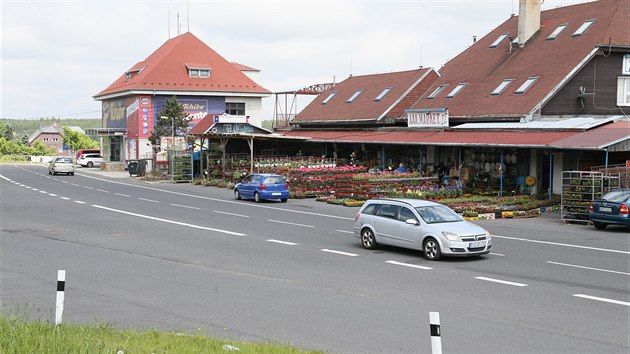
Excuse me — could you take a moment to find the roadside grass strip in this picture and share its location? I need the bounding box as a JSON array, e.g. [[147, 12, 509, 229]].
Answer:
[[92, 204, 246, 236], [385, 260, 433, 270], [573, 294, 630, 307], [321, 249, 359, 257], [474, 276, 528, 287]]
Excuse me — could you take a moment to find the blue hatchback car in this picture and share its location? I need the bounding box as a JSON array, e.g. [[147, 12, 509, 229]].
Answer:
[[234, 173, 289, 203], [589, 189, 630, 230]]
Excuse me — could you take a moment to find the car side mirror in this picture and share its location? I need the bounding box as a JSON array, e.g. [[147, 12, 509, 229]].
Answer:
[[405, 218, 419, 225]]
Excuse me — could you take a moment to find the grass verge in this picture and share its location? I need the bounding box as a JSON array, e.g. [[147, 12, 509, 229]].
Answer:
[[0, 312, 323, 354]]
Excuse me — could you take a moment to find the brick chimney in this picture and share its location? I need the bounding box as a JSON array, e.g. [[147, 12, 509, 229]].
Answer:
[[518, 0, 541, 47]]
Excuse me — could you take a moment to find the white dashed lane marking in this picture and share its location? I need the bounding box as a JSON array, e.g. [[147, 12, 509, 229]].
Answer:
[[138, 198, 159, 203], [475, 276, 527, 287], [115, 193, 131, 197], [385, 260, 433, 270], [267, 239, 298, 246], [574, 294, 630, 307], [547, 261, 630, 276], [170, 203, 200, 210], [268, 219, 314, 228], [214, 210, 249, 218], [321, 249, 359, 257]]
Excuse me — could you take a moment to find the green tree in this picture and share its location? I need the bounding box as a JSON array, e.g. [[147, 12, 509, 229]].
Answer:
[[149, 96, 188, 150], [0, 122, 15, 140], [62, 127, 99, 152]]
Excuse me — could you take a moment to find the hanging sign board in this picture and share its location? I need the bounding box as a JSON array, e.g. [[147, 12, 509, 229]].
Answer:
[[406, 108, 449, 128]]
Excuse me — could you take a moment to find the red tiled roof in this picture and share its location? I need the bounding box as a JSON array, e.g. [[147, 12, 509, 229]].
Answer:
[[409, 0, 629, 119], [292, 68, 437, 124], [188, 114, 218, 135], [94, 32, 270, 99], [231, 62, 259, 72], [280, 119, 629, 149]]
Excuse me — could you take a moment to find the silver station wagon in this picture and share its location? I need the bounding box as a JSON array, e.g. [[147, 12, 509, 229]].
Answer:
[[354, 198, 492, 260]]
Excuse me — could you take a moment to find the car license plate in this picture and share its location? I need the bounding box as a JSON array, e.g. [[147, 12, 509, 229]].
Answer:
[[272, 192, 281, 196], [599, 207, 612, 213], [469, 241, 486, 248]]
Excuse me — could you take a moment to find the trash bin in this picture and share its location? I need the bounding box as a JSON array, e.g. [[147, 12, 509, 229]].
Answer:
[[128, 160, 144, 176]]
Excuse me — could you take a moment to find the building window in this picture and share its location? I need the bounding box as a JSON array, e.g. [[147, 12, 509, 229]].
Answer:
[[572, 20, 594, 37], [514, 77, 539, 94], [491, 79, 514, 96], [617, 76, 630, 106], [226, 102, 245, 115], [623, 54, 630, 75], [547, 24, 568, 40], [43, 138, 49, 142], [52, 137, 58, 142], [321, 92, 337, 104], [188, 68, 210, 78], [427, 84, 447, 99], [489, 33, 509, 48], [446, 83, 467, 98], [347, 90, 363, 103], [374, 87, 392, 101]]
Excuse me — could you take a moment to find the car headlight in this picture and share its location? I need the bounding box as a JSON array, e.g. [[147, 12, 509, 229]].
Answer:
[[442, 231, 461, 241], [484, 230, 491, 239]]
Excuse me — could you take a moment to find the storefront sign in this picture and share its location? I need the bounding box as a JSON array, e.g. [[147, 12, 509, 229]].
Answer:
[[209, 123, 254, 134], [213, 114, 249, 124], [407, 109, 449, 128]]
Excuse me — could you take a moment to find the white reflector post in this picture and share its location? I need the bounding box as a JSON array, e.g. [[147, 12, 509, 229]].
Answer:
[[55, 270, 65, 325], [429, 311, 442, 354]]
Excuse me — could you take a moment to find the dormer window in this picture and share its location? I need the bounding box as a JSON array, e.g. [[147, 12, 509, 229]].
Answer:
[[491, 79, 514, 96], [124, 68, 144, 81], [514, 76, 539, 94], [427, 84, 447, 99], [489, 33, 509, 48], [374, 87, 392, 101], [446, 83, 467, 98], [572, 20, 594, 37], [186, 64, 211, 78], [547, 24, 568, 40], [347, 90, 364, 103], [322, 92, 337, 104]]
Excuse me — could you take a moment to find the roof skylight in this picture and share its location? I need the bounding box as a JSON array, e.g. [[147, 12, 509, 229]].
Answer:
[[490, 79, 514, 96], [321, 92, 337, 104], [446, 83, 467, 98], [427, 84, 447, 99], [489, 33, 509, 48], [347, 90, 364, 103], [514, 77, 539, 94], [572, 20, 594, 37], [547, 24, 568, 40], [374, 87, 392, 101]]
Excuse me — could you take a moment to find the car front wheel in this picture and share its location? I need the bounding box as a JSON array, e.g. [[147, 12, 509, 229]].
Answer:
[[361, 228, 377, 249], [593, 221, 607, 230], [423, 237, 441, 260], [87, 161, 94, 168], [234, 189, 241, 200], [254, 192, 261, 203]]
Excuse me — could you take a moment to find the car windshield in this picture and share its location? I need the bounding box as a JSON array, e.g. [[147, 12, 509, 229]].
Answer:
[[414, 205, 463, 224], [601, 190, 630, 203], [56, 157, 73, 163], [264, 176, 286, 184]]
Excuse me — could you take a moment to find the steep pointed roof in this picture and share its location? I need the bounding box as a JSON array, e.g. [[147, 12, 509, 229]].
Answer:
[[292, 68, 437, 125], [409, 0, 629, 120], [94, 32, 270, 99]]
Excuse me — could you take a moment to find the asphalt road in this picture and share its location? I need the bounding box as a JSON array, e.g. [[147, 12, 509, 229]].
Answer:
[[1, 164, 629, 353]]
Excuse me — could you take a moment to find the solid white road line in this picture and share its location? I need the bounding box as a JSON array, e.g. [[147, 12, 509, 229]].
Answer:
[[170, 203, 200, 210], [547, 261, 630, 276], [573, 294, 630, 307], [92, 204, 246, 236], [336, 230, 354, 234], [214, 210, 249, 218], [74, 201, 86, 204], [385, 260, 433, 270], [138, 198, 159, 203], [267, 239, 298, 246], [321, 249, 359, 257], [115, 193, 131, 197], [268, 219, 315, 228], [475, 276, 528, 287], [493, 234, 630, 255]]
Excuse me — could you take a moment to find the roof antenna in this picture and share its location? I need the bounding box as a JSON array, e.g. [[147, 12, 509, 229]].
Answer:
[[177, 12, 180, 35], [167, 6, 170, 39], [187, 0, 190, 32]]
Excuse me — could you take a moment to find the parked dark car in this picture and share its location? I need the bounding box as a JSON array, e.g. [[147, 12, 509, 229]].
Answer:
[[234, 173, 289, 203], [589, 189, 630, 230]]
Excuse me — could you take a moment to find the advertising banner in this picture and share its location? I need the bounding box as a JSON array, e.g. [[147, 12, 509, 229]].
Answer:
[[138, 96, 153, 138]]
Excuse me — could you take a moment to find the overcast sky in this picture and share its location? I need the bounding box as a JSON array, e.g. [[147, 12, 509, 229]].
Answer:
[[1, 0, 592, 120]]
